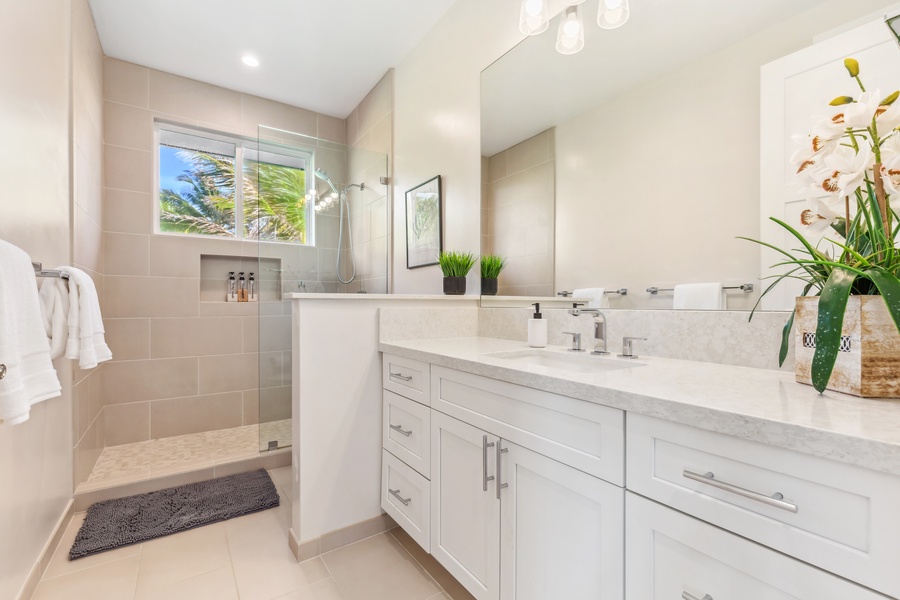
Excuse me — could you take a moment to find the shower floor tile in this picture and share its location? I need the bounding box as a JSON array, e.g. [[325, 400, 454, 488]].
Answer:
[[81, 420, 292, 491]]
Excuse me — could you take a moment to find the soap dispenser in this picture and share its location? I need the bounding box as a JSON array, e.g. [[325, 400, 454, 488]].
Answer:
[[227, 272, 237, 302], [528, 302, 547, 348]]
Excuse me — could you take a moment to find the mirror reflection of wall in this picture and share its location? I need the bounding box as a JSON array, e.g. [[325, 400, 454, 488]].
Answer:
[[482, 129, 555, 296], [481, 0, 900, 310]]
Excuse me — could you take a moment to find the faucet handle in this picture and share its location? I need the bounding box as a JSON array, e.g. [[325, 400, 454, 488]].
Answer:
[[562, 331, 583, 352], [619, 336, 647, 359]]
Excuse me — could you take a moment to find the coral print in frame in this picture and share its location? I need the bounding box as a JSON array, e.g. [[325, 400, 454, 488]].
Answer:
[[405, 175, 443, 269]]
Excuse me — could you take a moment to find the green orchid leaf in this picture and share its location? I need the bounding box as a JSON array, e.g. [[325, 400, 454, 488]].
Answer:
[[779, 310, 795, 368], [865, 267, 900, 333], [811, 269, 858, 393]]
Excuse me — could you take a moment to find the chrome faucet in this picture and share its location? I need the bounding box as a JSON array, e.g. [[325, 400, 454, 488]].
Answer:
[[619, 336, 647, 359], [562, 332, 583, 352], [568, 303, 609, 355]]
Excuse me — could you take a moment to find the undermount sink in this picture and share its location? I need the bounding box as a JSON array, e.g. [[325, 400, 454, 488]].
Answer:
[[483, 349, 644, 374]]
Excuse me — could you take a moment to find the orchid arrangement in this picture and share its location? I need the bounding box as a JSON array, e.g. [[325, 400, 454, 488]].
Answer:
[[744, 58, 900, 393]]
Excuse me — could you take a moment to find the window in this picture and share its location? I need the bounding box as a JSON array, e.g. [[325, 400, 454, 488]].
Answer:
[[157, 125, 312, 244]]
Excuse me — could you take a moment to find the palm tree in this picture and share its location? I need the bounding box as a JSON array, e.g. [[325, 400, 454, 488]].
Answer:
[[161, 149, 308, 243]]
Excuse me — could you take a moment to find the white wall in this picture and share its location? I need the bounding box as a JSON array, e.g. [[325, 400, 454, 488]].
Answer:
[[291, 296, 477, 541], [0, 0, 75, 597]]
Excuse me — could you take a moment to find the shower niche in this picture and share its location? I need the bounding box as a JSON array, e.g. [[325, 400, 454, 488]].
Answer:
[[199, 254, 282, 303]]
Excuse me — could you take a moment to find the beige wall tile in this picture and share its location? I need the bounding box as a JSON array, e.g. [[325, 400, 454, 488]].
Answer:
[[259, 386, 291, 423], [259, 351, 283, 388], [242, 316, 259, 353], [73, 417, 104, 489], [73, 369, 102, 443], [104, 401, 150, 446], [104, 276, 199, 318], [73, 0, 102, 83], [104, 189, 153, 234], [346, 108, 359, 147], [104, 58, 149, 108], [74, 204, 103, 274], [507, 129, 551, 174], [489, 151, 507, 182], [148, 235, 203, 278], [105, 144, 151, 192], [199, 354, 258, 394], [149, 70, 241, 129], [258, 315, 291, 352], [317, 114, 346, 144], [150, 392, 243, 439], [241, 94, 316, 139], [358, 71, 393, 137], [366, 114, 392, 156], [150, 317, 244, 358], [104, 318, 151, 361], [74, 143, 103, 224], [102, 357, 198, 404], [104, 101, 152, 150], [242, 389, 259, 426], [105, 232, 149, 276]]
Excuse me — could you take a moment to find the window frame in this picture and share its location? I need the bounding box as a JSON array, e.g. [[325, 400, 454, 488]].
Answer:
[[153, 120, 316, 246]]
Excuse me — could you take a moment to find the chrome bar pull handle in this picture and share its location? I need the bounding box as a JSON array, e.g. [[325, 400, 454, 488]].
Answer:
[[388, 489, 411, 506], [389, 424, 412, 437], [496, 443, 508, 499], [683, 470, 798, 513], [682, 593, 713, 600], [389, 372, 412, 381], [482, 435, 495, 492]]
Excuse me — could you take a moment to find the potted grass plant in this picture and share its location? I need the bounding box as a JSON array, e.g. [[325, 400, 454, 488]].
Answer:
[[480, 254, 507, 295], [438, 250, 477, 295], [744, 58, 900, 397]]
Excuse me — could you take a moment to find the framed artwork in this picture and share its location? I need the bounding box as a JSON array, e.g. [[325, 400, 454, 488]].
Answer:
[[405, 175, 442, 269]]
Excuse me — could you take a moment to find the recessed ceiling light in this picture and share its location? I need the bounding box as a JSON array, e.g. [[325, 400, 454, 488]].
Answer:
[[242, 55, 260, 67]]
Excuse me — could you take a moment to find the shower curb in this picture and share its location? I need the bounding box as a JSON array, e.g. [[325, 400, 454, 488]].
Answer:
[[73, 448, 290, 512]]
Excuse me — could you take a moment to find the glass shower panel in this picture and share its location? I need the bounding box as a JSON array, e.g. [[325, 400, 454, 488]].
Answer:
[[255, 125, 389, 452]]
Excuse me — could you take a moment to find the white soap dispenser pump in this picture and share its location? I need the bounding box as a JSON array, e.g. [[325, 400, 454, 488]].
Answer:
[[528, 302, 548, 348]]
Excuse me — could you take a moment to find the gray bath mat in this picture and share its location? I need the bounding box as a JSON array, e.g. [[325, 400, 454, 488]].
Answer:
[[69, 468, 279, 560]]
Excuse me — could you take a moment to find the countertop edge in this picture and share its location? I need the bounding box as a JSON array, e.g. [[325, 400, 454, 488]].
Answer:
[[379, 339, 900, 477]]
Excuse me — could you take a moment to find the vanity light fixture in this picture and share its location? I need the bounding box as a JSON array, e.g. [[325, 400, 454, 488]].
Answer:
[[887, 11, 900, 47], [597, 0, 630, 29], [556, 6, 585, 55], [241, 55, 260, 67], [519, 0, 550, 35]]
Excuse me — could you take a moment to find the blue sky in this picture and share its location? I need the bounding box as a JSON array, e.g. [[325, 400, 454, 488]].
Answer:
[[159, 146, 194, 195]]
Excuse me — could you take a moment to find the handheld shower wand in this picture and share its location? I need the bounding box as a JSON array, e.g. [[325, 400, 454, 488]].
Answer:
[[313, 168, 360, 284]]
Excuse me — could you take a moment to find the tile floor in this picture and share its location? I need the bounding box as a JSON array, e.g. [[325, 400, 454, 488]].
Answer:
[[83, 420, 293, 490], [34, 468, 470, 600]]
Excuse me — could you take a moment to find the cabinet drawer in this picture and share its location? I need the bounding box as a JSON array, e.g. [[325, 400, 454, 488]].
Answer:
[[383, 390, 430, 478], [383, 353, 430, 405], [431, 366, 624, 486], [627, 413, 900, 598], [381, 449, 430, 551], [626, 493, 888, 599]]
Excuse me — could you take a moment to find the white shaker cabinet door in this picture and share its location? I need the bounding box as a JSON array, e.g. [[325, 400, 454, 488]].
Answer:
[[626, 492, 890, 600], [499, 440, 624, 600], [431, 411, 501, 600]]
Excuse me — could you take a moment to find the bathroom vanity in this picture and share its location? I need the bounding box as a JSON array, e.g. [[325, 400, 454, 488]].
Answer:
[[378, 337, 900, 600]]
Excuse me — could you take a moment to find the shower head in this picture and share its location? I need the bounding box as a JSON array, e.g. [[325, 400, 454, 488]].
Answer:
[[314, 168, 338, 194]]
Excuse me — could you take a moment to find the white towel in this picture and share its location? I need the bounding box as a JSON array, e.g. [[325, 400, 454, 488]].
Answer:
[[39, 278, 69, 360], [673, 283, 726, 310], [0, 240, 62, 425], [572, 288, 609, 309], [58, 266, 112, 369]]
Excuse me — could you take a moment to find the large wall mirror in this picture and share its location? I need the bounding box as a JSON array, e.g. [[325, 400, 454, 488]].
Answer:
[[480, 0, 897, 310]]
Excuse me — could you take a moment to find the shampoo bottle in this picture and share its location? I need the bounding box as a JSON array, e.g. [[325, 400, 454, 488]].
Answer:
[[238, 272, 248, 302], [227, 272, 237, 302], [528, 302, 547, 348], [248, 272, 258, 302]]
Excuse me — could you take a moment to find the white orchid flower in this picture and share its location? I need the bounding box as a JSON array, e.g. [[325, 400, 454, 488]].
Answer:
[[799, 197, 841, 239], [880, 153, 900, 197], [824, 145, 874, 198], [831, 90, 881, 129], [876, 101, 900, 135]]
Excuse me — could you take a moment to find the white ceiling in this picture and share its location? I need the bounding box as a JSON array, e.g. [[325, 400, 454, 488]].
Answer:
[[88, 0, 459, 118], [481, 0, 832, 156]]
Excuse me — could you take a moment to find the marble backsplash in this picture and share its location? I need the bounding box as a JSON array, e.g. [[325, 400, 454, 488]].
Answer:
[[380, 305, 795, 371], [478, 308, 795, 371]]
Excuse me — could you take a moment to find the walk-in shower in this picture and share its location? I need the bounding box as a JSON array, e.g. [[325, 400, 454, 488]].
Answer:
[[314, 168, 362, 284]]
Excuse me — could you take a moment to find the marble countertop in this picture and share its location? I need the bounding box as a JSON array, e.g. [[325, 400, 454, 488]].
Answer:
[[378, 337, 900, 476]]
